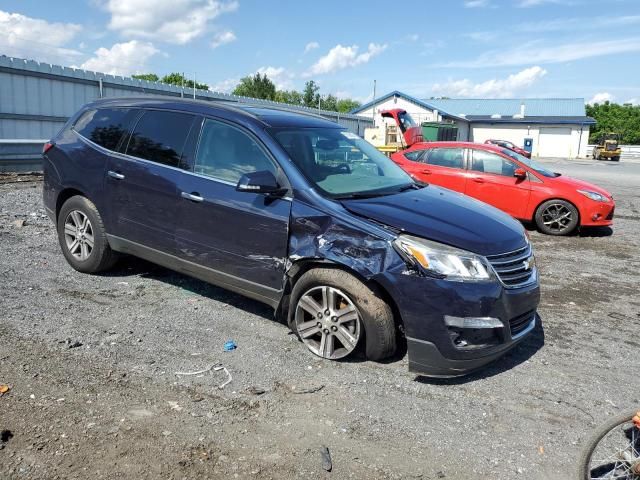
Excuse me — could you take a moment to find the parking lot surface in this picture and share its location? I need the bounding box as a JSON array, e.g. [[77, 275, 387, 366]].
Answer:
[[1, 158, 639, 479]]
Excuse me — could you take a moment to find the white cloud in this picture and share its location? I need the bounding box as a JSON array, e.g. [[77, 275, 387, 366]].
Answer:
[[304, 41, 319, 53], [432, 66, 547, 98], [211, 30, 236, 49], [256, 66, 294, 90], [441, 38, 640, 68], [588, 92, 614, 105], [517, 0, 577, 6], [104, 0, 238, 44], [464, 0, 490, 7], [210, 77, 239, 93], [0, 10, 82, 64], [80, 40, 160, 76], [464, 31, 497, 42], [305, 43, 387, 76]]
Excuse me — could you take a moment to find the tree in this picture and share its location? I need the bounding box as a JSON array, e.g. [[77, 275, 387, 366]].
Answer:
[[586, 102, 640, 144], [275, 89, 303, 105], [132, 73, 159, 82], [232, 73, 276, 100], [161, 72, 209, 91], [320, 94, 338, 112], [337, 98, 361, 113], [303, 80, 320, 108]]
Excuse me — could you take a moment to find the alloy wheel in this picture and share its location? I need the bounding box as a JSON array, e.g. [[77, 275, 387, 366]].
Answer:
[[541, 203, 573, 234], [63, 210, 94, 261], [294, 286, 362, 360]]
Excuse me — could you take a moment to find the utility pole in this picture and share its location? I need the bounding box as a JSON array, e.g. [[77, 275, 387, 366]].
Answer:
[[181, 72, 184, 98], [318, 94, 321, 112], [372, 79, 377, 124], [193, 73, 196, 99]]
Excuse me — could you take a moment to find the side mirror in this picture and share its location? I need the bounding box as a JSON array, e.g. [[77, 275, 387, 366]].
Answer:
[[236, 170, 287, 197], [514, 168, 527, 179]]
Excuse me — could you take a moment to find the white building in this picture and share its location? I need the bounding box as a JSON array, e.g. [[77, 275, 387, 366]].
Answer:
[[352, 91, 595, 158]]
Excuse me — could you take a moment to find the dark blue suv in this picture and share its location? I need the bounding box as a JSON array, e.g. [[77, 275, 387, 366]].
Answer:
[[43, 97, 540, 377]]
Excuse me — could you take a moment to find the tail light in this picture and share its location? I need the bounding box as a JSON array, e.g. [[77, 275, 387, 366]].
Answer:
[[43, 142, 54, 154]]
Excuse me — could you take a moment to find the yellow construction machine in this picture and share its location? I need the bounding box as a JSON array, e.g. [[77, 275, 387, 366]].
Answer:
[[592, 133, 622, 161]]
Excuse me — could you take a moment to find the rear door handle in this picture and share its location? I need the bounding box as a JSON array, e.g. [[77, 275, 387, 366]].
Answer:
[[181, 191, 204, 203], [107, 170, 125, 180], [471, 176, 485, 183], [418, 168, 431, 174]]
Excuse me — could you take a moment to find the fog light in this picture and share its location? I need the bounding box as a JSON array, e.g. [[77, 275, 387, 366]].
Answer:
[[592, 213, 602, 221], [444, 316, 503, 329]]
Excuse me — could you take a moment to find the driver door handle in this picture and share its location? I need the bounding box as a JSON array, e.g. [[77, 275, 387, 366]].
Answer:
[[181, 191, 204, 203], [107, 170, 125, 180], [471, 176, 485, 183], [418, 168, 431, 174]]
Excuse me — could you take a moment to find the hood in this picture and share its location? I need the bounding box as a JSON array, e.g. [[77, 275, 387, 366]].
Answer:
[[341, 185, 526, 256], [544, 174, 613, 198]]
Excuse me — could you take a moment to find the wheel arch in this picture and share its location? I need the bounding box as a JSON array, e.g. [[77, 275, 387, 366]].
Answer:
[[277, 258, 405, 336], [55, 187, 91, 221]]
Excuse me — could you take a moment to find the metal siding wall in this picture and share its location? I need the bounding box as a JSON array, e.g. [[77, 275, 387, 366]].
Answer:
[[0, 55, 373, 170]]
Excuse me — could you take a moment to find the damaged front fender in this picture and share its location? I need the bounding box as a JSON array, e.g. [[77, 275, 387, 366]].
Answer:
[[286, 199, 403, 281]]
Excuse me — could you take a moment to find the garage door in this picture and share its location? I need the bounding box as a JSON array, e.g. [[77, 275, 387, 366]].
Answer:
[[538, 127, 571, 158]]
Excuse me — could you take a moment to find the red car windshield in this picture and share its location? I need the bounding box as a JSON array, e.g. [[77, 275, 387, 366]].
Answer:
[[500, 148, 558, 178]]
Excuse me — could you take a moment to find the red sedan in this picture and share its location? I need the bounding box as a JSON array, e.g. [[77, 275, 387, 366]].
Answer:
[[391, 142, 615, 235], [485, 139, 531, 159]]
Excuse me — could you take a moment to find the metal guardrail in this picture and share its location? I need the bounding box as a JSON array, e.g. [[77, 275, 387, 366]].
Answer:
[[0, 140, 46, 172], [586, 144, 640, 160]]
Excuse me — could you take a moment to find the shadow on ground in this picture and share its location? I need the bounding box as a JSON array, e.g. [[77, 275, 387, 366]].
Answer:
[[101, 256, 275, 321]]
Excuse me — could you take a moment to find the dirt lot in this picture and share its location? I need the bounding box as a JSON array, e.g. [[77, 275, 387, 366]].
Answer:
[[1, 158, 639, 479]]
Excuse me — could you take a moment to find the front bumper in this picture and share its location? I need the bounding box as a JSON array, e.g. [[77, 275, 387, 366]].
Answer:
[[580, 201, 615, 227], [375, 268, 540, 378], [407, 313, 538, 377]]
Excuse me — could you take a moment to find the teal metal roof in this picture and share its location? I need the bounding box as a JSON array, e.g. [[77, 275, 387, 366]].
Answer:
[[425, 98, 586, 117]]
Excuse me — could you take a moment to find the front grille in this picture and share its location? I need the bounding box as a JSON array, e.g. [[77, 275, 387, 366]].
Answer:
[[606, 207, 615, 220], [509, 310, 536, 337], [486, 244, 536, 288]]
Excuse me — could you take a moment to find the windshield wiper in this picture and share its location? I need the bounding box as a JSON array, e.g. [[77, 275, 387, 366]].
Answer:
[[336, 183, 422, 200]]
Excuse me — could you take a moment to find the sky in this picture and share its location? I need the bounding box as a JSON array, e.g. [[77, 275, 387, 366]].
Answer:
[[1, 0, 639, 105]]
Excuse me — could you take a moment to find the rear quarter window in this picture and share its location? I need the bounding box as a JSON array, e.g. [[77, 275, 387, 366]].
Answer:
[[74, 108, 135, 151], [126, 110, 196, 169]]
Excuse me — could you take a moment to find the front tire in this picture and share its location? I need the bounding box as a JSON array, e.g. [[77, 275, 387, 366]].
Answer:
[[577, 410, 640, 480], [289, 268, 396, 362], [57, 195, 118, 273], [534, 199, 579, 236]]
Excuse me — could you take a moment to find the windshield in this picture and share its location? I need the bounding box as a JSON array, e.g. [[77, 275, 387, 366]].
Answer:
[[500, 148, 558, 178], [271, 128, 415, 198]]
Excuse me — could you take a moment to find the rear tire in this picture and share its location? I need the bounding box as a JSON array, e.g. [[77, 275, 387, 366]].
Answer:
[[57, 195, 118, 273], [289, 268, 396, 362], [534, 199, 579, 236]]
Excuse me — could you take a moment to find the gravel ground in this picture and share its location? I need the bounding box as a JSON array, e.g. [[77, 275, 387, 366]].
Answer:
[[1, 158, 639, 479]]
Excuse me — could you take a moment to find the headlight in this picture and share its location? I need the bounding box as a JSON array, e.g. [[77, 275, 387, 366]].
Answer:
[[393, 234, 494, 281], [577, 190, 608, 202]]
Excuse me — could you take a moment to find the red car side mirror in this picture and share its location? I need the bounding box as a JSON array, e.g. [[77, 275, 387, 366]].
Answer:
[[514, 168, 527, 179]]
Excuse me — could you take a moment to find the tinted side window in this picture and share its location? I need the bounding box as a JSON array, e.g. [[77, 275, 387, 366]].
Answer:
[[425, 148, 464, 169], [74, 108, 134, 151], [404, 150, 425, 162], [471, 150, 517, 177], [195, 119, 276, 184], [127, 110, 195, 168]]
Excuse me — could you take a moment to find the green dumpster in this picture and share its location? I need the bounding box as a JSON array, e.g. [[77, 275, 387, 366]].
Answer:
[[421, 122, 458, 142]]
